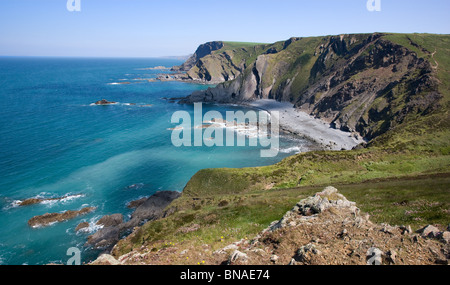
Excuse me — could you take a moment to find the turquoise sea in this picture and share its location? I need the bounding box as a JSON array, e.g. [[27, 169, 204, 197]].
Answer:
[[0, 57, 310, 265]]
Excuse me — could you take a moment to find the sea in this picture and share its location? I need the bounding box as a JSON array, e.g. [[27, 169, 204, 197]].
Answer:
[[0, 57, 312, 265]]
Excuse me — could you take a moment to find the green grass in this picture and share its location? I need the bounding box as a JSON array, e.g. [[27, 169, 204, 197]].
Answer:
[[113, 173, 450, 257], [183, 148, 450, 197], [113, 33, 450, 258], [222, 41, 270, 50]]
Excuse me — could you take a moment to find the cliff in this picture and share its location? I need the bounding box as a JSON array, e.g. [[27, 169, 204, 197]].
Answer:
[[170, 41, 270, 84], [90, 33, 450, 266], [178, 33, 448, 142]]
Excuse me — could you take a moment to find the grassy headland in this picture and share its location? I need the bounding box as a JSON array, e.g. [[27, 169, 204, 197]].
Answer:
[[112, 33, 450, 262]]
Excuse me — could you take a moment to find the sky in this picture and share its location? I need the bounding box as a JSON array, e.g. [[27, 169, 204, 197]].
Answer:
[[0, 0, 449, 57]]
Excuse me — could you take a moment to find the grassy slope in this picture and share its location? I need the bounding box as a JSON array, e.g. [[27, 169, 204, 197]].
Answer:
[[113, 34, 450, 258]]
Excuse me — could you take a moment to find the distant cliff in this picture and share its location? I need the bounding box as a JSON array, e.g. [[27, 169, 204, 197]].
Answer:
[[177, 33, 447, 142], [170, 41, 271, 84]]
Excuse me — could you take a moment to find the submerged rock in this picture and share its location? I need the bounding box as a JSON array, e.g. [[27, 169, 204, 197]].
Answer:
[[28, 207, 96, 228]]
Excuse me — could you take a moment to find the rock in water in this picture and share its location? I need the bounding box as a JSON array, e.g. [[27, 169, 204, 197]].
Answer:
[[28, 207, 96, 228], [122, 191, 182, 229], [94, 99, 116, 105], [75, 222, 90, 232], [127, 197, 148, 209], [18, 198, 43, 206], [86, 227, 121, 250], [86, 191, 181, 250], [96, 214, 123, 227]]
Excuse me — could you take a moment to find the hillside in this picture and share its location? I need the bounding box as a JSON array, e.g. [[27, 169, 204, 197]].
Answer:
[[92, 33, 450, 265], [179, 33, 449, 142]]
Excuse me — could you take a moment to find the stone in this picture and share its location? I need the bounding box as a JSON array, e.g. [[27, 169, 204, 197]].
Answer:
[[295, 186, 357, 216], [386, 250, 397, 264], [90, 254, 121, 265], [18, 195, 77, 207], [399, 225, 412, 235], [86, 227, 120, 250], [127, 197, 148, 209], [96, 214, 123, 227], [18, 198, 43, 206], [28, 207, 96, 228], [296, 244, 320, 263], [366, 247, 383, 265], [95, 99, 116, 105], [417, 225, 440, 239], [228, 250, 248, 265], [270, 255, 279, 263], [381, 224, 397, 235], [339, 229, 348, 238], [439, 231, 450, 244], [121, 191, 181, 230], [75, 222, 90, 232], [87, 191, 181, 251]]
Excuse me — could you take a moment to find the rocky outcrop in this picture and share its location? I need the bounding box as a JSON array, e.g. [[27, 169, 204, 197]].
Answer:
[[216, 187, 449, 265], [18, 198, 43, 206], [173, 41, 225, 72], [106, 187, 449, 265], [75, 222, 90, 232], [96, 214, 123, 228], [171, 41, 267, 84], [28, 207, 96, 228], [85, 191, 181, 250], [18, 194, 83, 207], [127, 197, 148, 209], [122, 191, 181, 229]]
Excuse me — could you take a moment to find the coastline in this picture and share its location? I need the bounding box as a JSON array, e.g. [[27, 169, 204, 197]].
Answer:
[[241, 99, 365, 151]]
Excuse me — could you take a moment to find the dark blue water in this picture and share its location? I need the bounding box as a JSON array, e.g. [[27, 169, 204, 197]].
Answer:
[[0, 57, 308, 265]]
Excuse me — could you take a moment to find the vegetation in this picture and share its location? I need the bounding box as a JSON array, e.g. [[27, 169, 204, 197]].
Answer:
[[113, 33, 450, 259]]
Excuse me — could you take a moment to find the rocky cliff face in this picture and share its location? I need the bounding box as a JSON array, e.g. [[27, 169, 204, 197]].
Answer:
[[172, 41, 270, 84], [179, 33, 443, 141], [173, 41, 224, 72]]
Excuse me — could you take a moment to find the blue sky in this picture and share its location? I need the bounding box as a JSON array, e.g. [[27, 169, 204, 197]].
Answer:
[[0, 0, 449, 57]]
